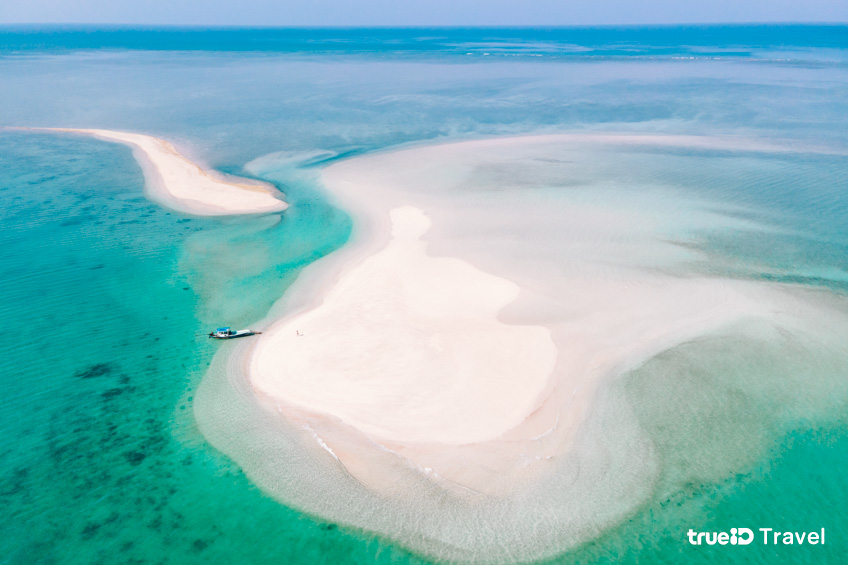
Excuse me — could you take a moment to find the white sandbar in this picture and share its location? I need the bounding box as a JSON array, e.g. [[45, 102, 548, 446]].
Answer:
[[251, 206, 557, 446], [244, 133, 834, 497], [193, 132, 848, 562], [38, 128, 287, 216]]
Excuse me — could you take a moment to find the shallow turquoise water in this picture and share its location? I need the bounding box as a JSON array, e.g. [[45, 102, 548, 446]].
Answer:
[[0, 25, 847, 564], [561, 424, 848, 564], [0, 132, 403, 564]]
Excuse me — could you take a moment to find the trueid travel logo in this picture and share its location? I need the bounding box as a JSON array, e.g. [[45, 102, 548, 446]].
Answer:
[[686, 528, 826, 546]]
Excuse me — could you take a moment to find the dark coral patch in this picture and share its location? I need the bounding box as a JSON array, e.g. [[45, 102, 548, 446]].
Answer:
[[124, 451, 146, 466], [81, 522, 101, 539], [101, 388, 125, 400], [192, 539, 209, 552], [75, 363, 114, 379]]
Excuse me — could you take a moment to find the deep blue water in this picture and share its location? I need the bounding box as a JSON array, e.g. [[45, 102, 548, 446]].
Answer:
[[0, 24, 846, 60]]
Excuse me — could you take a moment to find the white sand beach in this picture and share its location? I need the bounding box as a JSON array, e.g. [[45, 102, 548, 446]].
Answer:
[[251, 206, 557, 446], [35, 128, 288, 216], [189, 132, 848, 562], [242, 133, 833, 497]]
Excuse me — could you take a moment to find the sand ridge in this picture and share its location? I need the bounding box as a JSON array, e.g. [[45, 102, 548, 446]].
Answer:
[[19, 128, 288, 216]]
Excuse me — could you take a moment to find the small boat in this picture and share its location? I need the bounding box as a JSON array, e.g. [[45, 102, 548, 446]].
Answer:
[[208, 327, 261, 340]]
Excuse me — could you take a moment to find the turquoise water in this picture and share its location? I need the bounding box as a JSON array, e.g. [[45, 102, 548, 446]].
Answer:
[[1, 25, 847, 564], [0, 132, 370, 563]]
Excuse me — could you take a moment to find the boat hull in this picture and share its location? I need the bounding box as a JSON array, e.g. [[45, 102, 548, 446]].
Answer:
[[208, 330, 260, 340]]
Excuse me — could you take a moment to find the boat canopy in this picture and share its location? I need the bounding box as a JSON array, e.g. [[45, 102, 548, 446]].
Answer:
[[216, 327, 230, 332]]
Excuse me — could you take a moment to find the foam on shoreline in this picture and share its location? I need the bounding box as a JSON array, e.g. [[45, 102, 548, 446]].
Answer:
[[22, 128, 288, 216]]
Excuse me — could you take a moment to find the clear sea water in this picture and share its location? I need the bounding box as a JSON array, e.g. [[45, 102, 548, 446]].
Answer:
[[0, 25, 847, 564]]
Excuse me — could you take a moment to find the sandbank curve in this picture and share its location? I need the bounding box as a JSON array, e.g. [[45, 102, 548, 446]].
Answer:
[[19, 127, 288, 216]]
